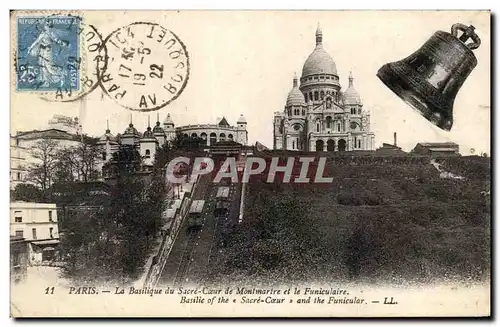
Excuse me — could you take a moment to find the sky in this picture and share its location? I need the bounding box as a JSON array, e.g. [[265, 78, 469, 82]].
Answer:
[[10, 10, 491, 155]]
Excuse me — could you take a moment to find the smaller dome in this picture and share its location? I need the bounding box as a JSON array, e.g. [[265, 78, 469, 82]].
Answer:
[[286, 75, 305, 107], [344, 72, 362, 105], [124, 123, 140, 136], [153, 121, 165, 134], [143, 126, 154, 138], [164, 113, 174, 125], [97, 128, 117, 144], [237, 114, 247, 124]]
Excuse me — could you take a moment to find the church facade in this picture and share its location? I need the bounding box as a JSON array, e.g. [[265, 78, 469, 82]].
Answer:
[[273, 25, 375, 152]]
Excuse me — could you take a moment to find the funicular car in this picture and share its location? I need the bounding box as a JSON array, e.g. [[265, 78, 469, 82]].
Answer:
[[214, 186, 230, 216], [188, 200, 205, 229]]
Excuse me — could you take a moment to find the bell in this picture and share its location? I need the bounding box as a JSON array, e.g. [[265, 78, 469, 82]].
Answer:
[[377, 23, 481, 131]]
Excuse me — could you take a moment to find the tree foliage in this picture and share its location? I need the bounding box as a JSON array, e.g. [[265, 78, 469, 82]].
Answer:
[[59, 145, 166, 283], [204, 156, 491, 286], [27, 138, 59, 191], [25, 136, 100, 193], [10, 183, 44, 202], [171, 132, 205, 150]]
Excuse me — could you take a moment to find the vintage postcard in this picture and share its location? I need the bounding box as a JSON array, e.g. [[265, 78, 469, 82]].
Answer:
[[9, 10, 491, 317]]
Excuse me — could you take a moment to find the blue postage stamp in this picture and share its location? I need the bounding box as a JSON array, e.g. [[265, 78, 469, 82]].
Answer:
[[16, 16, 81, 92]]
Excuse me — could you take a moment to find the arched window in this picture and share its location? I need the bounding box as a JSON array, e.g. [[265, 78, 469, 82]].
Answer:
[[209, 132, 217, 144], [326, 116, 332, 128], [358, 108, 362, 115], [327, 139, 335, 151], [315, 140, 324, 152], [200, 132, 207, 145], [220, 133, 226, 142], [320, 91, 325, 100], [358, 139, 362, 148], [354, 137, 357, 148], [302, 109, 305, 115], [191, 133, 197, 138], [304, 93, 308, 102], [288, 109, 291, 116], [338, 139, 346, 151], [228, 134, 233, 141], [314, 91, 319, 101], [326, 98, 332, 109], [316, 122, 320, 133], [337, 123, 341, 132], [309, 92, 313, 102], [292, 140, 295, 150], [145, 149, 151, 158]]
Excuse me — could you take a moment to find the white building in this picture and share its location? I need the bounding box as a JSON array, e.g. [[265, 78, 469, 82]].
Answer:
[[10, 136, 27, 189], [10, 114, 83, 189], [96, 114, 248, 174], [273, 25, 375, 152], [10, 202, 60, 265]]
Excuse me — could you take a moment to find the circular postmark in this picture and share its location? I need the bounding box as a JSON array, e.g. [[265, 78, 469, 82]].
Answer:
[[14, 13, 108, 102], [100, 22, 189, 112]]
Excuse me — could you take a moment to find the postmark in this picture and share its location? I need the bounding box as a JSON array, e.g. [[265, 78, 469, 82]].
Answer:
[[100, 22, 190, 112], [14, 12, 108, 102]]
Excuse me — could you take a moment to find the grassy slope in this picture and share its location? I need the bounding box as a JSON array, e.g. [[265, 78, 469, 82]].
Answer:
[[204, 155, 491, 286]]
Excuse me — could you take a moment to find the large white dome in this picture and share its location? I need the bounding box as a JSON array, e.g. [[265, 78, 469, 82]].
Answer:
[[301, 25, 338, 77]]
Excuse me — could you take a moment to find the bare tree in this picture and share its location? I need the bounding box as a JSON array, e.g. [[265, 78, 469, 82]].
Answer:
[[27, 138, 59, 191], [54, 140, 100, 183], [27, 136, 101, 191], [54, 146, 79, 183], [75, 139, 100, 182]]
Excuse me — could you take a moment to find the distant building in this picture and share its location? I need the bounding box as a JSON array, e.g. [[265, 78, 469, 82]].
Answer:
[[209, 140, 244, 157], [10, 114, 83, 189], [376, 132, 405, 155], [10, 202, 60, 265], [10, 236, 29, 284], [176, 115, 248, 147], [412, 142, 460, 156], [376, 143, 404, 155], [10, 136, 26, 189], [96, 114, 248, 175]]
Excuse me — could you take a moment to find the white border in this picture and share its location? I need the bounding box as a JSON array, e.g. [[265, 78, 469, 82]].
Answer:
[[2, 1, 498, 326]]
